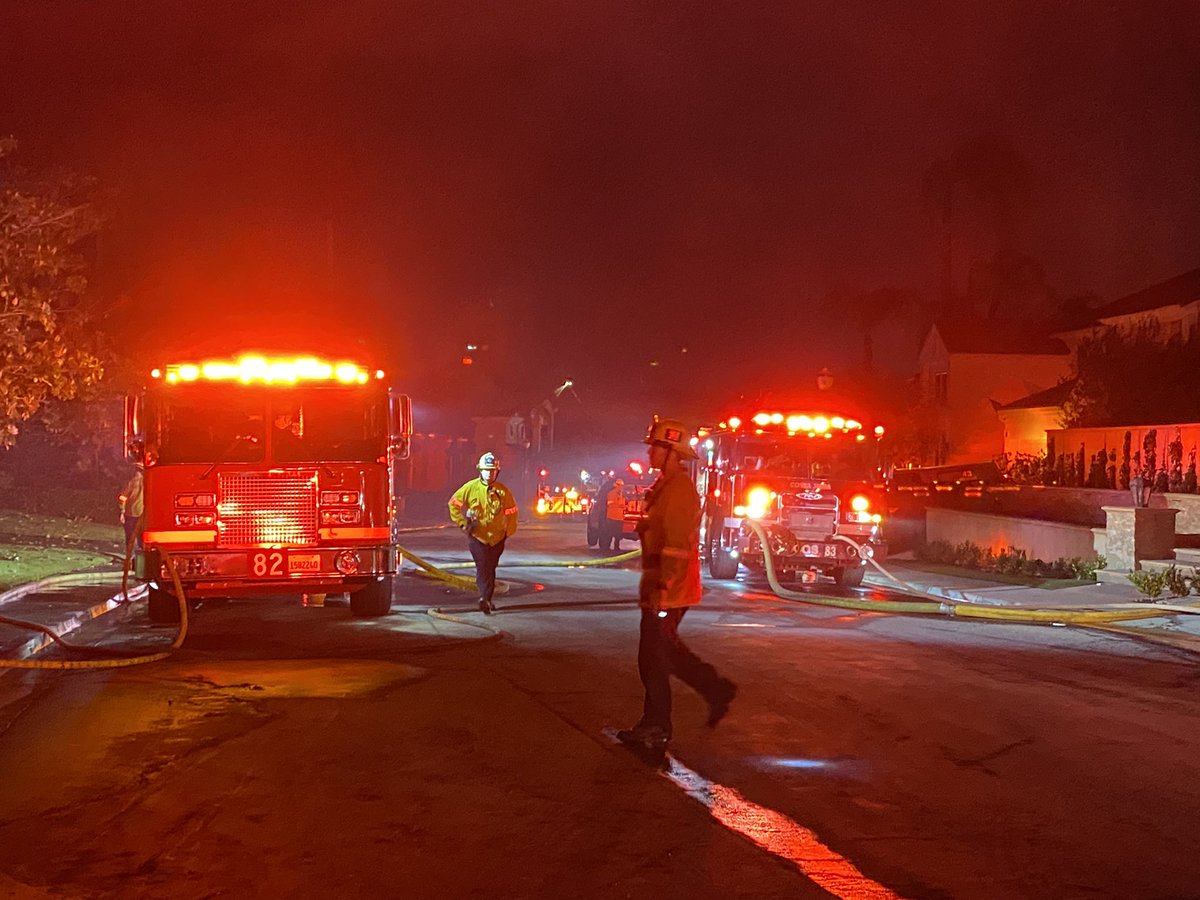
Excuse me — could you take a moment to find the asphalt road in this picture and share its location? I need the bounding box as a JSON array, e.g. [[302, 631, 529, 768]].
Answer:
[[1, 519, 1198, 899]]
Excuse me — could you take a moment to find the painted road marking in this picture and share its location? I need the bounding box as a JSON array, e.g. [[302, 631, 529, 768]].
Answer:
[[606, 730, 904, 899]]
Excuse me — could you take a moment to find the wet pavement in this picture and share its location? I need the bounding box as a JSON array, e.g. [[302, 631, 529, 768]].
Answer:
[[2, 520, 1200, 898]]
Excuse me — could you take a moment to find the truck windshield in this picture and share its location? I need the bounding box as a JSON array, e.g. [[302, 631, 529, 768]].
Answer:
[[145, 385, 387, 465], [738, 438, 873, 481]]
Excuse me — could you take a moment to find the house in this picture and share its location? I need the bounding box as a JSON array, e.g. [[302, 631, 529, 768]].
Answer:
[[1053, 267, 1200, 350], [993, 266, 1200, 461], [993, 380, 1074, 458], [916, 321, 1071, 465]]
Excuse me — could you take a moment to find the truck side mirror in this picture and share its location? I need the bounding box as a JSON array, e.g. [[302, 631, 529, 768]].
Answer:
[[389, 392, 413, 459], [124, 395, 144, 462]]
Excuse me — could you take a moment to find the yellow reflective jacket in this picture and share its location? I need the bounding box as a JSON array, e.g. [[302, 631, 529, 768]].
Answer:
[[636, 464, 702, 609], [448, 478, 519, 547]]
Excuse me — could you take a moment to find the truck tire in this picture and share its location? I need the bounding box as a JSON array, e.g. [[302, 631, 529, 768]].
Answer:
[[148, 585, 181, 624], [351, 576, 393, 617], [707, 519, 740, 579], [834, 564, 866, 588]]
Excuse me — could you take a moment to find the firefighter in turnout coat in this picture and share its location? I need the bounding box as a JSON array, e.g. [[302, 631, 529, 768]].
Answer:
[[449, 451, 519, 614], [617, 416, 737, 748]]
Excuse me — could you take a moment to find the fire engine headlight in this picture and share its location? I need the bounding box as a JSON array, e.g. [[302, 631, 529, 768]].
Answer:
[[745, 486, 774, 519], [850, 494, 870, 512], [335, 550, 360, 575], [320, 491, 361, 505], [175, 492, 216, 509]]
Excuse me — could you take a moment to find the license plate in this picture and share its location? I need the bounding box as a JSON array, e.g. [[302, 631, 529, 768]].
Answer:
[[288, 553, 321, 574]]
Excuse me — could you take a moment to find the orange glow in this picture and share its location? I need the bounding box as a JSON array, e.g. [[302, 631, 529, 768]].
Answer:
[[850, 494, 870, 512], [727, 416, 741, 429], [161, 355, 374, 386]]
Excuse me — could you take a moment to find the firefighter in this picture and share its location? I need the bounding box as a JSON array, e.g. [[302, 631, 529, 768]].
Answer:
[[603, 477, 626, 551], [118, 462, 145, 556], [617, 416, 737, 749], [448, 451, 519, 614]]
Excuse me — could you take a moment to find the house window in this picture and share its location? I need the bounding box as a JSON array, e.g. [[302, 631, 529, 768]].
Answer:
[[934, 371, 948, 402]]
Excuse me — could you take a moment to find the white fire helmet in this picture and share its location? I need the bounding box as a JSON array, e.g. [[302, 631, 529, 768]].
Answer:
[[478, 452, 500, 471], [643, 415, 697, 459]]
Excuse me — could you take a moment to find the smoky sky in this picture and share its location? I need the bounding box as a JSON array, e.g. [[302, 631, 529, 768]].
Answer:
[[2, 1, 1199, 413]]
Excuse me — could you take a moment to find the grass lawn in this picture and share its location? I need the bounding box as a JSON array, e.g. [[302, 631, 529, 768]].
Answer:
[[0, 509, 124, 544], [0, 509, 122, 592], [900, 560, 1096, 590]]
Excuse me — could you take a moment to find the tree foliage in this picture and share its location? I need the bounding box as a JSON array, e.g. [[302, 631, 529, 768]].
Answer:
[[0, 137, 106, 448], [1062, 319, 1200, 427]]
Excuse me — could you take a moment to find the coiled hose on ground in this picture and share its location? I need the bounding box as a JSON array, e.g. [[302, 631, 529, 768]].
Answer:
[[0, 547, 189, 669], [742, 519, 1200, 626]]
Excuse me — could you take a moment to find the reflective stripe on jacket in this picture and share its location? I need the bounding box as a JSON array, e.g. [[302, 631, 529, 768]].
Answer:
[[448, 478, 519, 546], [636, 464, 701, 609]]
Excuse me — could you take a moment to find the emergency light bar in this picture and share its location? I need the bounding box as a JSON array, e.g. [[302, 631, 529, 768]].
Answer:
[[713, 411, 880, 436], [152, 355, 384, 385]]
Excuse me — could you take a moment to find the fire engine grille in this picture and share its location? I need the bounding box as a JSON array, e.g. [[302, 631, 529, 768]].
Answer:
[[217, 471, 319, 547], [781, 492, 839, 535]]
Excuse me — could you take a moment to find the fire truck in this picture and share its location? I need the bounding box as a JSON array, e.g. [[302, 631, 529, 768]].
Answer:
[[695, 407, 887, 587], [124, 355, 413, 622]]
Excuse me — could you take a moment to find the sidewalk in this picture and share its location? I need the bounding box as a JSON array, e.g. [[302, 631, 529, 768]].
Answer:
[[867, 561, 1200, 650]]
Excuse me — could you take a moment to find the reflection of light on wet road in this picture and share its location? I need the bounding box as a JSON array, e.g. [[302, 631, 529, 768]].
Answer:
[[660, 755, 904, 899], [749, 756, 831, 770]]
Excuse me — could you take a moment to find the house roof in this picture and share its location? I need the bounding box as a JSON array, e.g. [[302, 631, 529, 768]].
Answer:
[[994, 379, 1075, 411], [1092, 266, 1200, 320], [933, 320, 1069, 356]]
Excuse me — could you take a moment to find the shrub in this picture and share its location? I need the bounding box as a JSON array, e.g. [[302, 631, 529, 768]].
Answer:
[[1163, 565, 1192, 598], [1070, 555, 1107, 581], [954, 540, 984, 569], [917, 540, 956, 564], [1128, 569, 1167, 600]]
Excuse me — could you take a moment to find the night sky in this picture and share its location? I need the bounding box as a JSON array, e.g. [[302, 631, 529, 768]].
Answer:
[[3, 1, 1199, 422]]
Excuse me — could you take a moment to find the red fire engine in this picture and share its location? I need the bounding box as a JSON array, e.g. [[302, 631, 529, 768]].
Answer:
[[695, 408, 887, 586], [124, 355, 413, 622]]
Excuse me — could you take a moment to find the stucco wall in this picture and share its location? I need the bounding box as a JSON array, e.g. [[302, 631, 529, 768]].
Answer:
[[926, 508, 1099, 561]]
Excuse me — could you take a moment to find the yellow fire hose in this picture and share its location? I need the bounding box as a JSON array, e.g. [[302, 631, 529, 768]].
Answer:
[[0, 549, 189, 669], [397, 544, 639, 594], [742, 519, 1200, 626]]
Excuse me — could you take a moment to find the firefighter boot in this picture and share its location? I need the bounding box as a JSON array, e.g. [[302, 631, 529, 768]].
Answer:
[[616, 722, 670, 748], [478, 597, 495, 615], [706, 678, 738, 728]]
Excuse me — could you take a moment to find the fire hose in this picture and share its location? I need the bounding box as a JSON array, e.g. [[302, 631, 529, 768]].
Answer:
[[0, 547, 189, 669], [742, 519, 1200, 626]]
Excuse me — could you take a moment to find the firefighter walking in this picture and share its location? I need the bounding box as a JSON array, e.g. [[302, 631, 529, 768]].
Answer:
[[617, 416, 737, 749], [449, 452, 519, 614]]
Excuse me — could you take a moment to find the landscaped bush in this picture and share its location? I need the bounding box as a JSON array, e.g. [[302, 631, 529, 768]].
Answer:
[[916, 539, 1106, 582]]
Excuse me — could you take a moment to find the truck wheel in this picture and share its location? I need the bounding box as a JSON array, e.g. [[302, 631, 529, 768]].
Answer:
[[147, 585, 181, 624], [351, 576, 393, 617], [834, 564, 866, 588], [707, 522, 740, 579]]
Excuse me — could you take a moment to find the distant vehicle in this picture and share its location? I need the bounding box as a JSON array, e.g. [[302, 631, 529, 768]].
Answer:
[[694, 406, 887, 587], [535, 486, 587, 516], [124, 354, 412, 622]]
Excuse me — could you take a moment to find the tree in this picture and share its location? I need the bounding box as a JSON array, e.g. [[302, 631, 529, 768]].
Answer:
[[922, 134, 1034, 313], [1061, 320, 1200, 427], [0, 137, 105, 448]]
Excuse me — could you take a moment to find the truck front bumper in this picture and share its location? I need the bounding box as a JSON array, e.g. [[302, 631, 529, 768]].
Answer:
[[138, 544, 398, 597]]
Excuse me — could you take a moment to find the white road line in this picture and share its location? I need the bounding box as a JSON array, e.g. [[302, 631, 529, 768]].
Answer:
[[660, 756, 904, 899]]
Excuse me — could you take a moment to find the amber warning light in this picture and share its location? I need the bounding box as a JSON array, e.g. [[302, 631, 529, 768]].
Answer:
[[153, 355, 383, 385]]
